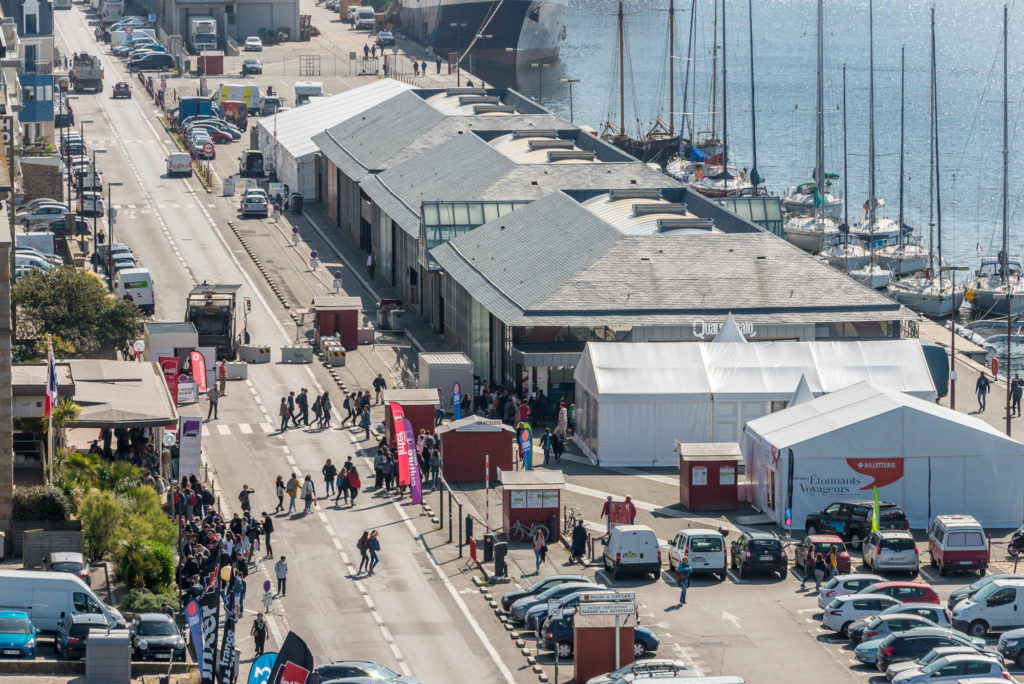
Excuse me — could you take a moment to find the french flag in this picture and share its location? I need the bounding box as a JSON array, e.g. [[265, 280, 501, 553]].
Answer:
[[45, 338, 57, 418]]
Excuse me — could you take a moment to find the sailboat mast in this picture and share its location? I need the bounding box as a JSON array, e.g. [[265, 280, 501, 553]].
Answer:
[[898, 45, 905, 251], [685, 0, 696, 141], [669, 0, 675, 136], [617, 1, 626, 137], [748, 0, 758, 194], [721, 0, 729, 181], [815, 0, 824, 226], [1002, 3, 1009, 284], [842, 63, 849, 230], [710, 0, 718, 140], [868, 0, 876, 269], [930, 7, 938, 281]]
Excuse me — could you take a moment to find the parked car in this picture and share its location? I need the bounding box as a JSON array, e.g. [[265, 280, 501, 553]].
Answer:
[[186, 125, 233, 144], [244, 36, 263, 51], [859, 581, 940, 605], [602, 525, 661, 580], [77, 191, 105, 216], [17, 204, 68, 227], [129, 613, 186, 661], [730, 530, 786, 579], [240, 193, 269, 217], [849, 613, 938, 646], [997, 626, 1024, 668], [889, 653, 1008, 684], [950, 578, 1024, 637], [540, 614, 658, 659], [47, 552, 90, 581], [129, 52, 175, 71], [508, 582, 600, 624], [55, 613, 108, 659], [314, 661, 421, 683], [822, 593, 903, 634], [886, 643, 999, 680], [667, 528, 727, 581], [584, 659, 695, 684], [241, 58, 262, 75], [818, 573, 890, 608], [795, 534, 851, 574], [848, 602, 952, 641], [112, 82, 132, 98], [863, 530, 921, 575], [0, 611, 37, 659], [19, 198, 63, 214], [376, 30, 395, 46], [805, 500, 910, 548], [950, 575, 1024, 611], [501, 575, 588, 612], [527, 587, 627, 632], [928, 515, 990, 577]]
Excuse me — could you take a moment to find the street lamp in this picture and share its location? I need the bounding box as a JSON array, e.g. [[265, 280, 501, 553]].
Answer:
[[941, 265, 968, 411], [468, 34, 491, 75], [68, 118, 93, 210], [450, 22, 467, 87], [83, 149, 106, 251], [529, 63, 551, 105], [105, 180, 123, 290], [560, 77, 580, 122]]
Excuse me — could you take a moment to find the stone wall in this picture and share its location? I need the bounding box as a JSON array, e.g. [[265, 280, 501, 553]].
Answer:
[[10, 519, 82, 558], [23, 528, 85, 567], [20, 157, 64, 203]]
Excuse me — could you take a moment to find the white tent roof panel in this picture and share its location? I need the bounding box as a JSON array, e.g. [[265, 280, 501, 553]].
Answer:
[[811, 340, 934, 398], [575, 342, 710, 402], [701, 342, 823, 400]]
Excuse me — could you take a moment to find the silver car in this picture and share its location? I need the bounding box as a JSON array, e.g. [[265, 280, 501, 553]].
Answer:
[[891, 654, 1007, 684], [863, 530, 920, 575]]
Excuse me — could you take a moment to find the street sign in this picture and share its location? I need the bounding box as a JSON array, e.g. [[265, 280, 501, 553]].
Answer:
[[178, 374, 189, 384], [162, 432, 177, 447], [202, 141, 214, 155], [548, 598, 562, 620], [133, 340, 145, 353], [147, 13, 156, 23], [334, 271, 341, 279], [310, 250, 318, 260], [125, 25, 133, 35], [578, 602, 637, 616], [263, 580, 271, 592], [579, 592, 634, 603], [160, 77, 167, 91]]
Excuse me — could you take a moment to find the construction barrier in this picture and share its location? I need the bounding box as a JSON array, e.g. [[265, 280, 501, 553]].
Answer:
[[224, 361, 248, 380], [238, 345, 272, 364], [280, 345, 314, 364], [325, 346, 346, 367]]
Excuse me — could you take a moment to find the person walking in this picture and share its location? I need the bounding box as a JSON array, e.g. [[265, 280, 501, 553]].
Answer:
[[373, 374, 387, 404], [420, 60, 427, 77], [676, 555, 692, 604], [322, 459, 337, 497], [359, 405, 371, 440], [570, 519, 588, 565], [251, 613, 268, 657], [556, 401, 568, 437], [217, 360, 228, 397], [357, 531, 370, 574], [429, 449, 442, 488], [287, 392, 298, 427], [552, 432, 564, 462], [348, 466, 361, 506], [301, 475, 316, 514], [374, 449, 386, 489], [335, 466, 349, 505], [532, 527, 546, 572], [435, 55, 442, 73], [382, 456, 394, 492], [320, 392, 333, 428], [237, 484, 254, 513], [827, 544, 839, 579], [540, 428, 553, 464], [286, 473, 300, 513], [1013, 374, 1023, 417], [274, 475, 285, 513], [207, 386, 219, 420], [312, 393, 323, 426], [274, 556, 288, 596], [366, 253, 376, 279], [600, 496, 614, 537], [342, 393, 353, 426], [624, 496, 637, 524], [279, 398, 290, 432], [261, 512, 274, 557], [368, 530, 381, 574], [977, 372, 991, 412], [296, 388, 310, 426]]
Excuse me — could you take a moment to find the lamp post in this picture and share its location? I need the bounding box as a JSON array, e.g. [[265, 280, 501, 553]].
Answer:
[[995, 290, 1015, 436], [560, 77, 580, 122], [529, 63, 551, 105], [85, 148, 106, 251], [105, 180, 123, 290], [941, 265, 968, 411], [450, 22, 467, 87], [68, 118, 92, 209]]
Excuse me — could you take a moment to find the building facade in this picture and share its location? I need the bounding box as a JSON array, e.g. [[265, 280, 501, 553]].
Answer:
[[0, 0, 53, 145]]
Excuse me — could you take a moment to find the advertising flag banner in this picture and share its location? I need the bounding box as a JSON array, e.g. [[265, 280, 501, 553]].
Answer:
[[217, 616, 237, 684], [403, 417, 422, 504], [45, 337, 58, 417], [199, 541, 222, 684], [453, 381, 461, 420], [393, 403, 412, 487], [871, 486, 880, 532], [248, 653, 277, 684], [159, 356, 180, 406], [268, 632, 314, 684], [519, 425, 533, 471], [186, 600, 204, 671], [191, 350, 208, 392]]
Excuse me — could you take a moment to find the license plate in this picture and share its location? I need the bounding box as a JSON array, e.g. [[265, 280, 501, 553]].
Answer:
[[759, 555, 772, 561], [959, 561, 973, 565], [155, 653, 171, 659], [2, 649, 20, 655]]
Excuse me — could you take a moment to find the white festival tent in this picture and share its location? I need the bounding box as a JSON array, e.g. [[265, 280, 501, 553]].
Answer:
[[573, 340, 936, 467], [741, 382, 1024, 529]]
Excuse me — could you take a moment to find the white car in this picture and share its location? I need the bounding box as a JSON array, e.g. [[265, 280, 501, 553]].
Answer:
[[667, 528, 727, 580], [17, 204, 68, 227], [890, 654, 1008, 684], [863, 530, 921, 575], [823, 593, 902, 634], [240, 193, 268, 217], [78, 191, 105, 216], [244, 36, 263, 51], [817, 573, 887, 608], [19, 198, 63, 214]]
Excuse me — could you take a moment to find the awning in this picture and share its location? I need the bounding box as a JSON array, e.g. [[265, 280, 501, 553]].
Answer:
[[511, 344, 585, 368], [66, 359, 178, 428]]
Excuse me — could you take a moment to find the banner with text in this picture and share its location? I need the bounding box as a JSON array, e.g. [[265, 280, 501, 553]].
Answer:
[[404, 417, 422, 504], [394, 403, 412, 487]]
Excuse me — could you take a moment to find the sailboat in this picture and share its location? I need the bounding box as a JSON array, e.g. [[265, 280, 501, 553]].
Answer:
[[847, 0, 892, 290], [824, 233, 869, 271], [784, 0, 840, 252], [968, 7, 1024, 317], [602, 1, 681, 166], [876, 46, 929, 276], [888, 10, 965, 317]]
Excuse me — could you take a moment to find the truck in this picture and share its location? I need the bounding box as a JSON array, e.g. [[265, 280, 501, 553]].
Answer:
[[188, 16, 218, 53], [215, 83, 261, 113], [221, 101, 249, 131], [177, 95, 213, 124], [99, 0, 124, 24], [69, 54, 104, 93], [294, 81, 323, 106], [185, 283, 241, 360]]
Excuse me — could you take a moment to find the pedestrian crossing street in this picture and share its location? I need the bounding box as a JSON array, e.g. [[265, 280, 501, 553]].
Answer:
[[201, 421, 277, 437], [112, 202, 218, 214]]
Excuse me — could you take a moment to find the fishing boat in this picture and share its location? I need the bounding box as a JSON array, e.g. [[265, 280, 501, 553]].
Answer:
[[967, 7, 1024, 318]]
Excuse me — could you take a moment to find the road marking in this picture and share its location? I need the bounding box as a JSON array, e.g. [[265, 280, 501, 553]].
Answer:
[[260, 423, 275, 433], [332, 538, 342, 550], [238, 423, 253, 434], [726, 568, 748, 584], [217, 424, 232, 435], [201, 425, 210, 437], [721, 610, 742, 628]]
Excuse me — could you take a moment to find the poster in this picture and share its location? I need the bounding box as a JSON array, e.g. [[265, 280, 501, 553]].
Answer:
[[692, 466, 708, 486], [527, 491, 542, 508], [542, 490, 558, 508], [510, 491, 527, 508], [719, 466, 735, 486], [158, 356, 180, 406], [179, 416, 203, 480]]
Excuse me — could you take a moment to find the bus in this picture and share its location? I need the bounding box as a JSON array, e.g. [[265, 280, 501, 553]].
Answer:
[[100, 0, 123, 23]]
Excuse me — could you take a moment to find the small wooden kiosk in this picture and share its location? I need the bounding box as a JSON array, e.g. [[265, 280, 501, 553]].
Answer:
[[499, 470, 564, 543], [675, 442, 742, 511], [312, 295, 363, 350], [573, 609, 636, 684], [383, 389, 440, 442], [435, 415, 515, 482]]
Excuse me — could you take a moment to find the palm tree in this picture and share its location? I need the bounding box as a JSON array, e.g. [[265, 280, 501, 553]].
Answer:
[[45, 398, 81, 451]]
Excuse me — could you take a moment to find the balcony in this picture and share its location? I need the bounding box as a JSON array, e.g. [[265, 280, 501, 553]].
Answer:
[[22, 60, 51, 74]]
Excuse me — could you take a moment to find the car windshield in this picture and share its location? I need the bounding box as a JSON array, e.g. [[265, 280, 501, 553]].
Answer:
[[881, 538, 916, 551], [866, 616, 882, 628], [822, 577, 841, 590], [920, 659, 952, 675], [880, 507, 905, 521], [968, 577, 996, 593], [0, 618, 31, 634], [749, 539, 778, 550], [51, 561, 84, 573], [973, 583, 1001, 602], [137, 621, 177, 636], [689, 537, 722, 552], [813, 541, 839, 553], [359, 663, 399, 678], [827, 598, 843, 609]]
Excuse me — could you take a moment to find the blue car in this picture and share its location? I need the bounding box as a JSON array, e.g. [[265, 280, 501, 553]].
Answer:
[[0, 611, 37, 659], [540, 614, 659, 659]]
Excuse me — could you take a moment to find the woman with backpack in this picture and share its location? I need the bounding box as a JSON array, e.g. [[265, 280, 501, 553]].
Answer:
[[301, 475, 316, 514], [312, 394, 323, 426], [368, 530, 381, 575], [348, 466, 361, 506], [320, 392, 333, 428], [356, 531, 370, 574], [341, 394, 352, 426]]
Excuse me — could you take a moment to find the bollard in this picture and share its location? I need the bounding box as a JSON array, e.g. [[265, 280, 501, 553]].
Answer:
[[548, 512, 559, 544], [465, 514, 474, 545], [483, 533, 494, 563], [458, 503, 463, 558], [438, 484, 444, 529], [493, 539, 508, 578]]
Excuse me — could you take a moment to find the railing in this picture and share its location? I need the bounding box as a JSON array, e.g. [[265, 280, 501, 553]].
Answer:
[[435, 475, 465, 557], [22, 60, 53, 74]]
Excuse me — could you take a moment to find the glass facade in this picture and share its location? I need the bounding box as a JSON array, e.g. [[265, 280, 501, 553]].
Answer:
[[513, 326, 632, 345], [420, 200, 529, 270], [716, 196, 784, 237]]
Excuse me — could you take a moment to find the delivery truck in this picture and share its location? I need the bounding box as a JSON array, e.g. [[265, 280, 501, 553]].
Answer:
[[69, 54, 104, 93], [188, 16, 218, 53], [177, 95, 213, 124], [294, 81, 323, 106], [215, 83, 262, 112]]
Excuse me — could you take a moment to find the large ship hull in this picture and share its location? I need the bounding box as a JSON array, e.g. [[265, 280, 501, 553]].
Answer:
[[399, 0, 568, 66]]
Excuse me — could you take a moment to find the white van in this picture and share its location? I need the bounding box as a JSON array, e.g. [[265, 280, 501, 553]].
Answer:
[[16, 231, 57, 257], [347, 5, 371, 23], [166, 152, 193, 177], [603, 525, 661, 580], [667, 528, 726, 580], [0, 570, 125, 633], [929, 514, 989, 576], [115, 267, 154, 314], [950, 578, 1024, 638]]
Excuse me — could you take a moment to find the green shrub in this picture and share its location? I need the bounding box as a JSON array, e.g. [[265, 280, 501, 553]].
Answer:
[[121, 589, 178, 614], [145, 541, 175, 589], [79, 489, 123, 559], [115, 523, 175, 591], [13, 485, 72, 521]]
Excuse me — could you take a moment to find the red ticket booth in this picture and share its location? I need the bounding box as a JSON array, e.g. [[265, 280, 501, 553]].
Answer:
[[435, 415, 515, 482], [383, 389, 440, 442], [675, 442, 742, 511], [312, 295, 363, 350], [499, 470, 564, 543], [573, 610, 636, 684]]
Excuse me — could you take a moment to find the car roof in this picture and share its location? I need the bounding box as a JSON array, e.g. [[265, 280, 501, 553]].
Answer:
[[876, 613, 933, 622], [933, 653, 1000, 664], [987, 578, 1024, 587], [834, 593, 899, 604], [743, 530, 778, 540], [70, 613, 108, 625], [678, 528, 723, 537], [49, 552, 84, 562], [806, 534, 844, 542], [0, 610, 30, 620], [830, 500, 900, 507], [869, 582, 930, 589], [135, 613, 173, 622], [874, 530, 914, 538], [832, 573, 884, 582], [888, 627, 964, 639], [888, 602, 942, 611]]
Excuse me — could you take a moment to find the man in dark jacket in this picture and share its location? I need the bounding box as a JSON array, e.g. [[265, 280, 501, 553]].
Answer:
[[296, 388, 310, 426], [570, 520, 588, 564], [373, 374, 387, 404], [322, 459, 337, 497]]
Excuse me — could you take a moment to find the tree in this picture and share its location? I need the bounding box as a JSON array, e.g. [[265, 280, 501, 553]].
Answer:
[[13, 266, 143, 354], [44, 398, 81, 450], [79, 489, 122, 560]]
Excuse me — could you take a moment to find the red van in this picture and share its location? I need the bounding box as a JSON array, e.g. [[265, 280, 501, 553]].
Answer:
[[928, 514, 989, 576]]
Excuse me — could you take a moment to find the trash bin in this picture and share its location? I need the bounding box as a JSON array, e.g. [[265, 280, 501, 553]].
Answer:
[[290, 192, 304, 213], [548, 513, 559, 544], [493, 540, 508, 578], [388, 309, 405, 332], [465, 515, 474, 545], [483, 533, 494, 563]]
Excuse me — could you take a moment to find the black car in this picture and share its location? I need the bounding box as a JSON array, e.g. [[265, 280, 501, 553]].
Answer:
[[47, 216, 92, 238], [730, 530, 787, 579], [241, 58, 262, 75], [129, 613, 186, 661], [130, 53, 174, 71], [55, 613, 108, 660], [112, 82, 132, 98], [805, 500, 909, 548], [875, 627, 996, 673], [500, 574, 588, 612]]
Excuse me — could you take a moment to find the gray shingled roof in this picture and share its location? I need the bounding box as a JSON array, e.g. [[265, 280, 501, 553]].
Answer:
[[431, 192, 917, 327]]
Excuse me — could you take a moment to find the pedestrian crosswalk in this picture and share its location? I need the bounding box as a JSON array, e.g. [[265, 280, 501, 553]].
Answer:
[[201, 422, 277, 437]]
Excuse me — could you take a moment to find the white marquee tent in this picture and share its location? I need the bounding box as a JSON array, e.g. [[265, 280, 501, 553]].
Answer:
[[741, 382, 1024, 529], [573, 339, 937, 467], [255, 79, 414, 198]]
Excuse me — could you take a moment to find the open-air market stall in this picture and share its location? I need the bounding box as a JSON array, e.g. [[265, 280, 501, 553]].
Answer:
[[741, 381, 1024, 529], [573, 340, 937, 467], [435, 415, 515, 482]]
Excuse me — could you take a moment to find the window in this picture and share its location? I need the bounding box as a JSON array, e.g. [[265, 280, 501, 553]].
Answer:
[[881, 537, 916, 551], [963, 661, 993, 675], [72, 592, 101, 614], [897, 588, 924, 601], [852, 600, 871, 610], [689, 537, 722, 552], [824, 504, 840, 516], [988, 587, 1016, 606], [947, 531, 985, 547], [936, 664, 962, 676]]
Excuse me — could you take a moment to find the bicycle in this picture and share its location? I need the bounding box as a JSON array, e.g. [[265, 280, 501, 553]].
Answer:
[[563, 505, 582, 535], [509, 520, 549, 543]]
